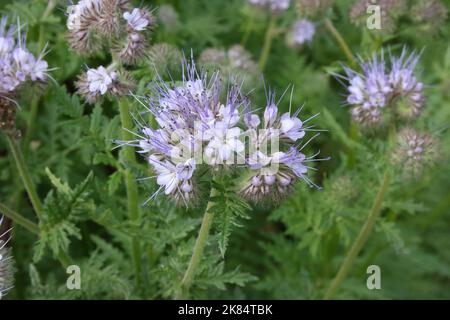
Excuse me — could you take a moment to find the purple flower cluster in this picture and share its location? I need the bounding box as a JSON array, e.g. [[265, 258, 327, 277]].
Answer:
[[0, 17, 49, 94], [342, 49, 425, 126], [126, 59, 326, 205]]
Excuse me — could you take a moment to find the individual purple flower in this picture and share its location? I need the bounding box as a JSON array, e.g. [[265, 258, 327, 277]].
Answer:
[[339, 48, 425, 127], [286, 19, 316, 48], [123, 8, 151, 31]]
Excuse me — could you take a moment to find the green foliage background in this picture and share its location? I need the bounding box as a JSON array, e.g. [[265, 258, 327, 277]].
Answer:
[[0, 0, 449, 299]]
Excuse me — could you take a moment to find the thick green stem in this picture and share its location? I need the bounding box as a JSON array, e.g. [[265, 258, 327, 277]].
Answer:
[[7, 134, 44, 220], [324, 170, 391, 300], [175, 186, 218, 299], [258, 16, 277, 72], [118, 97, 143, 289], [0, 202, 39, 235], [324, 18, 356, 66]]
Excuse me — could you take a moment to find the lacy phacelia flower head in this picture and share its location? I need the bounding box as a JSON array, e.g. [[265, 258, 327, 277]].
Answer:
[[0, 17, 49, 93], [341, 48, 425, 127], [393, 128, 439, 177], [0, 17, 49, 134], [124, 59, 327, 205], [286, 19, 315, 48], [249, 0, 290, 13], [0, 216, 14, 300], [76, 65, 133, 103], [67, 0, 154, 64], [240, 93, 328, 202]]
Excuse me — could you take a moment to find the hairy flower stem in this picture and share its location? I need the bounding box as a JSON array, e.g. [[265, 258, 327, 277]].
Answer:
[[0, 202, 39, 235], [324, 19, 356, 66], [5, 134, 74, 268], [258, 16, 277, 72], [175, 186, 219, 299], [118, 97, 143, 290], [324, 170, 391, 300]]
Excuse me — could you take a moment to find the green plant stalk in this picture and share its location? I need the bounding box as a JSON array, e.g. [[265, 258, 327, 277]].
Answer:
[[7, 134, 44, 220], [0, 202, 39, 235], [241, 10, 255, 46], [258, 16, 277, 72], [324, 19, 356, 66], [6, 134, 74, 267], [118, 97, 143, 289], [324, 170, 391, 300], [175, 186, 219, 299]]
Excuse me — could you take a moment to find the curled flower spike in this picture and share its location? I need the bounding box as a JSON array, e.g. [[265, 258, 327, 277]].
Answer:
[[393, 128, 440, 177], [0, 216, 15, 299], [121, 58, 328, 206], [286, 19, 316, 48], [66, 0, 154, 65], [0, 17, 49, 134], [338, 48, 425, 128], [248, 0, 290, 14]]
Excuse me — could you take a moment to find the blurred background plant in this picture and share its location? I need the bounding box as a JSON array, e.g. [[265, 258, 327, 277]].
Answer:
[[0, 0, 449, 300]]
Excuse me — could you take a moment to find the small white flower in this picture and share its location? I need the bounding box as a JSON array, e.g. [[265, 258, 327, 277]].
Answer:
[[124, 8, 150, 31], [86, 66, 117, 95]]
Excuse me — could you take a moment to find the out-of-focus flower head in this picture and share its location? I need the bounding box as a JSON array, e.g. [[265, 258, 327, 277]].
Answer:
[[350, 0, 406, 33], [200, 45, 260, 90], [122, 58, 327, 205], [248, 0, 290, 14], [148, 43, 183, 74], [295, 0, 334, 17], [0, 17, 49, 134], [157, 4, 180, 31], [66, 0, 155, 64], [0, 215, 15, 300], [411, 0, 448, 34], [286, 19, 316, 48], [393, 128, 440, 177], [340, 48, 425, 128]]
